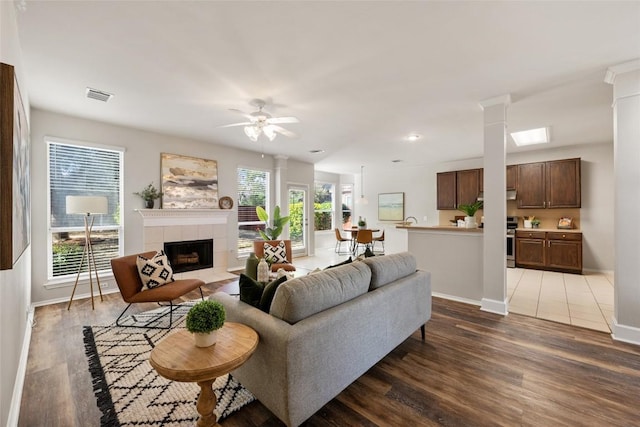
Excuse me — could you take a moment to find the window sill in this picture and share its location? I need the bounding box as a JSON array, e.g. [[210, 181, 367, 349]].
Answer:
[[44, 272, 114, 289]]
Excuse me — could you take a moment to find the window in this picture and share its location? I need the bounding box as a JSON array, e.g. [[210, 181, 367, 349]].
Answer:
[[47, 139, 123, 279], [237, 167, 269, 254], [314, 182, 334, 231], [341, 184, 353, 228]]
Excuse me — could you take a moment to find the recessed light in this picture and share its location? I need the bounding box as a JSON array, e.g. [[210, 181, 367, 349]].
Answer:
[[309, 149, 325, 154], [406, 134, 421, 142], [511, 127, 549, 146]]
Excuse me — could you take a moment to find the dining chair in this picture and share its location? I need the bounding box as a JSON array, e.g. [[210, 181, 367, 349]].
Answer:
[[355, 229, 373, 256], [372, 229, 385, 253], [334, 228, 351, 254]]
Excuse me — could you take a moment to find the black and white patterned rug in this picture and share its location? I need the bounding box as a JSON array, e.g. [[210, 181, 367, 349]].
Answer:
[[83, 302, 255, 426]]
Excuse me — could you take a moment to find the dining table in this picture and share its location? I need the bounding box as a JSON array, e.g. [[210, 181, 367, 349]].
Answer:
[[343, 227, 380, 255]]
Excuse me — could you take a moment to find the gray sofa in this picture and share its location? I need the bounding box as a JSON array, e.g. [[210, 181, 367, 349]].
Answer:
[[211, 252, 431, 427]]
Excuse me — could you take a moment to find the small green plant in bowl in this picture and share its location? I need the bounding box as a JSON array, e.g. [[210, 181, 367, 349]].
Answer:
[[457, 201, 483, 217], [186, 300, 226, 347], [531, 218, 541, 228]]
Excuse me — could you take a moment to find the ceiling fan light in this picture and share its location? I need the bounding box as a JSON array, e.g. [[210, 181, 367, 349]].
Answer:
[[263, 126, 277, 141], [244, 125, 260, 142]]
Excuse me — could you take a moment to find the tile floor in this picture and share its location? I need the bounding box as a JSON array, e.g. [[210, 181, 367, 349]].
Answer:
[[507, 268, 614, 333], [294, 248, 615, 334]]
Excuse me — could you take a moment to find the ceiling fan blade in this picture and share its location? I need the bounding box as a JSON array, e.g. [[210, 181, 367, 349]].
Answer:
[[217, 122, 252, 128], [267, 116, 299, 124], [271, 125, 298, 138], [228, 108, 254, 120]]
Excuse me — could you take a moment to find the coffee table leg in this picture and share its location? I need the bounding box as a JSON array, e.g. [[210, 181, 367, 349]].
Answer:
[[196, 378, 218, 427]]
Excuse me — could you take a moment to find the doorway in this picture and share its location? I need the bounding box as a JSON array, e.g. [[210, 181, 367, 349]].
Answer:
[[288, 185, 308, 256]]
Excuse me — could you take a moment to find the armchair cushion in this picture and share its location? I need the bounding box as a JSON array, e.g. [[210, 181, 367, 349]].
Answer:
[[263, 240, 289, 264], [136, 250, 174, 289], [253, 240, 296, 272]]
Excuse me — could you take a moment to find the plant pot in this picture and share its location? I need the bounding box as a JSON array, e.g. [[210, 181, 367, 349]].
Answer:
[[524, 220, 532, 229], [464, 216, 477, 228], [193, 330, 217, 348], [145, 199, 155, 209]]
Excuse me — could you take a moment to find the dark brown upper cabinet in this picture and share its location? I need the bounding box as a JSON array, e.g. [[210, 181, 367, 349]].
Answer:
[[517, 158, 581, 209]]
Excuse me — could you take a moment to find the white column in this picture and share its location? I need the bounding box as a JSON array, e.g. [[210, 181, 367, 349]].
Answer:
[[605, 59, 640, 345], [274, 155, 289, 239], [479, 94, 511, 315]]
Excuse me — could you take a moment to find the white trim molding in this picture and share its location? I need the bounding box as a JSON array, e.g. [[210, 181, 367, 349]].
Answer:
[[604, 59, 640, 84], [481, 297, 508, 315], [612, 318, 640, 346], [135, 208, 232, 227]]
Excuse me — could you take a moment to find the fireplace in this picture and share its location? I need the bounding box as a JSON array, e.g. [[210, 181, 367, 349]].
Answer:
[[164, 239, 213, 274]]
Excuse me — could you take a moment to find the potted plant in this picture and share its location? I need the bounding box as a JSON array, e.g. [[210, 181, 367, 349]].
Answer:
[[133, 182, 162, 209], [457, 201, 483, 228], [256, 205, 290, 240], [531, 218, 541, 228], [185, 300, 226, 347], [357, 216, 367, 229]]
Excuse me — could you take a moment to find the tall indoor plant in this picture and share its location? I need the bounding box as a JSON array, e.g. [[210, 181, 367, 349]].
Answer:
[[256, 205, 290, 240]]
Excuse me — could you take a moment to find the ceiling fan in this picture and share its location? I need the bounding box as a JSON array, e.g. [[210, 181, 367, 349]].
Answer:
[[219, 98, 299, 142]]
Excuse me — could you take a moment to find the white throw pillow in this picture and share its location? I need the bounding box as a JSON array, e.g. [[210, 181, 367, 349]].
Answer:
[[136, 250, 175, 290], [264, 240, 288, 264]]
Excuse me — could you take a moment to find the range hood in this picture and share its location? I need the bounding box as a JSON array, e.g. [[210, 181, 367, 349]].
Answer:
[[477, 190, 517, 201]]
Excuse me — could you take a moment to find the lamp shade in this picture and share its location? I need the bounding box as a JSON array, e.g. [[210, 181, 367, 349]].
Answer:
[[66, 196, 108, 215]]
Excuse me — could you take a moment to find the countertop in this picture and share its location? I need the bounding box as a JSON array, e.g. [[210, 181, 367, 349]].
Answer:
[[515, 228, 582, 233], [396, 225, 483, 233], [396, 225, 581, 233]]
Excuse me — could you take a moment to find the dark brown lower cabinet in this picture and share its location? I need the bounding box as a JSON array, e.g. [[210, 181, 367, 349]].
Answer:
[[516, 231, 582, 274]]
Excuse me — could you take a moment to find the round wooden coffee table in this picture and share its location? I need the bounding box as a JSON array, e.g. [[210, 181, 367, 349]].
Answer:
[[149, 322, 258, 427]]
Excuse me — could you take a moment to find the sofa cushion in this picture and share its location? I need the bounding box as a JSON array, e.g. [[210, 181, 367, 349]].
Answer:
[[239, 273, 264, 307], [363, 252, 417, 290], [259, 275, 288, 312], [270, 261, 371, 324]]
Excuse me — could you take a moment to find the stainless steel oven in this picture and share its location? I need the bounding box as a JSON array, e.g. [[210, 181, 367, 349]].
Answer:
[[506, 216, 518, 268]]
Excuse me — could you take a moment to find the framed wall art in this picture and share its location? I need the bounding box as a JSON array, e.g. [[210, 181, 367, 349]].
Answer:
[[160, 153, 218, 209], [1, 63, 31, 270], [378, 192, 404, 221]]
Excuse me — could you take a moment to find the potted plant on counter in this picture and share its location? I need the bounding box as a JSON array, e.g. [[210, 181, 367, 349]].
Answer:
[[457, 201, 483, 228], [185, 300, 226, 347], [133, 182, 162, 209]]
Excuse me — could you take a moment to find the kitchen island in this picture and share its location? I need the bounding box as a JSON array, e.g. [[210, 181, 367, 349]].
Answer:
[[396, 225, 484, 303]]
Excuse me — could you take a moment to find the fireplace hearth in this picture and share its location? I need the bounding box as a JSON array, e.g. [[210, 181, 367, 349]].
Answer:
[[164, 239, 213, 274]]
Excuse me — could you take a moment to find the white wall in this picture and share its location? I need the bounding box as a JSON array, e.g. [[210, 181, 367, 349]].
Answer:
[[1, 2, 32, 425], [360, 142, 614, 272], [29, 108, 314, 304]]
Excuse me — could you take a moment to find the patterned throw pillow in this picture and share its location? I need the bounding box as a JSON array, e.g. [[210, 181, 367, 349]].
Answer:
[[136, 250, 175, 290], [263, 240, 289, 264]]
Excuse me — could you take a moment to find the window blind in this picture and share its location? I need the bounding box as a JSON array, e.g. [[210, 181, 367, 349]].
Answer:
[[237, 167, 269, 254], [48, 141, 122, 278]]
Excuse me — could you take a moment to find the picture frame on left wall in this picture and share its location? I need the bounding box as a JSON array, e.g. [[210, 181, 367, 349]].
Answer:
[[0, 63, 31, 270]]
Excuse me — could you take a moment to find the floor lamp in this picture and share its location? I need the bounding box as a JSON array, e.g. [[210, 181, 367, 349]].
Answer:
[[66, 195, 108, 310]]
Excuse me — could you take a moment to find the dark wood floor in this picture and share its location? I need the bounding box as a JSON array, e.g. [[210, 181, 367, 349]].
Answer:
[[19, 280, 640, 427]]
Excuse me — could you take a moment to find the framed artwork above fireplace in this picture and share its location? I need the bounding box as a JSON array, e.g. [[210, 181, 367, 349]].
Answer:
[[160, 153, 218, 209]]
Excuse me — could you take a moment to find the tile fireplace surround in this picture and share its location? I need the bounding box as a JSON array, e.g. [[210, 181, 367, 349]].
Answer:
[[136, 209, 233, 282]]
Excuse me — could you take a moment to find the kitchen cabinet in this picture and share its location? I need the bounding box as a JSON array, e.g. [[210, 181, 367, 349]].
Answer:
[[456, 169, 481, 206], [437, 172, 457, 210], [516, 230, 582, 274], [437, 169, 481, 210], [506, 165, 517, 191], [517, 158, 581, 209]]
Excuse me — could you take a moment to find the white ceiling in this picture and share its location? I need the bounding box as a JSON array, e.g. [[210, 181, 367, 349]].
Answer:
[[15, 1, 640, 174]]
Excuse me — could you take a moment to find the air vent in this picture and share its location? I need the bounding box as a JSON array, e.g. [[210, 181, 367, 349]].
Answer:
[[86, 87, 113, 102]]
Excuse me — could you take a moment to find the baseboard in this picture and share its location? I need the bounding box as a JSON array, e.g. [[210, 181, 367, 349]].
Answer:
[[611, 318, 640, 346], [7, 306, 34, 426], [432, 292, 481, 307], [582, 267, 614, 276], [31, 287, 120, 308], [480, 298, 508, 315]]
